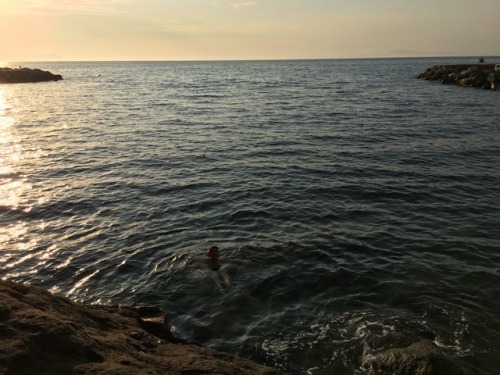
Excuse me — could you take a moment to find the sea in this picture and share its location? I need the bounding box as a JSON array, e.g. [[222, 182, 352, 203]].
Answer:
[[1, 57, 499, 374]]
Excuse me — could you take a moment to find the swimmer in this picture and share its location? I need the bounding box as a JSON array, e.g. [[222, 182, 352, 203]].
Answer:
[[192, 245, 257, 290], [193, 245, 231, 289], [206, 245, 222, 271]]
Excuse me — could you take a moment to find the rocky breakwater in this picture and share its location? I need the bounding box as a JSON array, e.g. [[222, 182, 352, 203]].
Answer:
[[418, 64, 500, 91], [0, 67, 63, 83], [0, 279, 281, 375]]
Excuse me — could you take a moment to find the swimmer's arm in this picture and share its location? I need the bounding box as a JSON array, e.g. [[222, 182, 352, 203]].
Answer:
[[191, 259, 209, 268], [228, 258, 254, 266]]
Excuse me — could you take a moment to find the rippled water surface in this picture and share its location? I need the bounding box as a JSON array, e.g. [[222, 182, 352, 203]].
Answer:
[[1, 58, 499, 374]]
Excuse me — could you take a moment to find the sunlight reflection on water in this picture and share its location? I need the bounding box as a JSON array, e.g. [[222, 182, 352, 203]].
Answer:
[[0, 87, 23, 208], [0, 222, 28, 252], [0, 87, 35, 269]]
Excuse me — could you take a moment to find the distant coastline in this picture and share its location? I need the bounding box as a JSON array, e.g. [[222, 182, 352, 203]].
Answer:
[[3, 55, 500, 64]]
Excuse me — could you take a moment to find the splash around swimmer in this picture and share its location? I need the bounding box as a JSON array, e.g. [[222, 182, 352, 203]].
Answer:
[[194, 245, 230, 289], [192, 245, 256, 290]]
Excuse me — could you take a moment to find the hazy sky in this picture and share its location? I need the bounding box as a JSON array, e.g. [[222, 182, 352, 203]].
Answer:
[[1, 0, 499, 61]]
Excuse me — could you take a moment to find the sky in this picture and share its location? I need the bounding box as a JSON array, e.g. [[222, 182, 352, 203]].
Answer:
[[0, 0, 499, 61]]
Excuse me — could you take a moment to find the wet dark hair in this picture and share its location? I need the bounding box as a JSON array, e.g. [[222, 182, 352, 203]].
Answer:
[[208, 246, 219, 258]]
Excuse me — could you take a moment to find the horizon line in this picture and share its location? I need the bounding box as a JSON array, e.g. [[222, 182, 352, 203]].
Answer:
[[4, 54, 500, 64]]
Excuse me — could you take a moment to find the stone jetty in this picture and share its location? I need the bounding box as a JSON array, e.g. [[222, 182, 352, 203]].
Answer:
[[418, 64, 500, 91], [0, 67, 63, 83]]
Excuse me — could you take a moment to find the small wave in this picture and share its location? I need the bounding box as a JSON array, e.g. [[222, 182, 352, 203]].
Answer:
[[2, 59, 499, 375]]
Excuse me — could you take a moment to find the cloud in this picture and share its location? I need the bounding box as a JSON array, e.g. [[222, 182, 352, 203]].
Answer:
[[12, 0, 131, 15], [230, 1, 257, 10]]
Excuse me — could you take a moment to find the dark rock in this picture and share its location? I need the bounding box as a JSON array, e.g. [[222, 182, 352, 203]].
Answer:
[[118, 303, 187, 343], [417, 64, 500, 91], [0, 279, 282, 375], [0, 67, 63, 83], [362, 339, 471, 375], [459, 78, 473, 86], [487, 72, 498, 83]]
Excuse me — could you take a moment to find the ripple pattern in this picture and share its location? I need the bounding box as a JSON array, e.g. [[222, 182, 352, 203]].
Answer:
[[1, 58, 500, 374]]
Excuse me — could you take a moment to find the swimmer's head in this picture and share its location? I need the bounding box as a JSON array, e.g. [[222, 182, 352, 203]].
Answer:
[[208, 246, 219, 260]]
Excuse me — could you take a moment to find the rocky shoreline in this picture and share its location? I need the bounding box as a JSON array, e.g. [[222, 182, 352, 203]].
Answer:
[[0, 280, 472, 375], [418, 63, 500, 90], [0, 279, 281, 375], [0, 67, 63, 83]]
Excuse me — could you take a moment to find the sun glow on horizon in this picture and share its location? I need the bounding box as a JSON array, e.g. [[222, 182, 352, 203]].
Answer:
[[1, 0, 499, 61]]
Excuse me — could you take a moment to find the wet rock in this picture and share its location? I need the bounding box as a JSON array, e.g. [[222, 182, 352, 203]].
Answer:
[[417, 64, 500, 91], [459, 78, 473, 87], [117, 304, 187, 343], [0, 67, 63, 83], [0, 279, 282, 375], [362, 339, 470, 375]]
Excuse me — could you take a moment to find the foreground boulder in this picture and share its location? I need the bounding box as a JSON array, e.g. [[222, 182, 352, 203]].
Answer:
[[0, 67, 63, 83], [0, 279, 281, 375], [418, 64, 500, 91], [362, 339, 470, 375]]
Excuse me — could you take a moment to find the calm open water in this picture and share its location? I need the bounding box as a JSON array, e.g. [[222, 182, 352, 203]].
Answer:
[[1, 58, 499, 374]]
